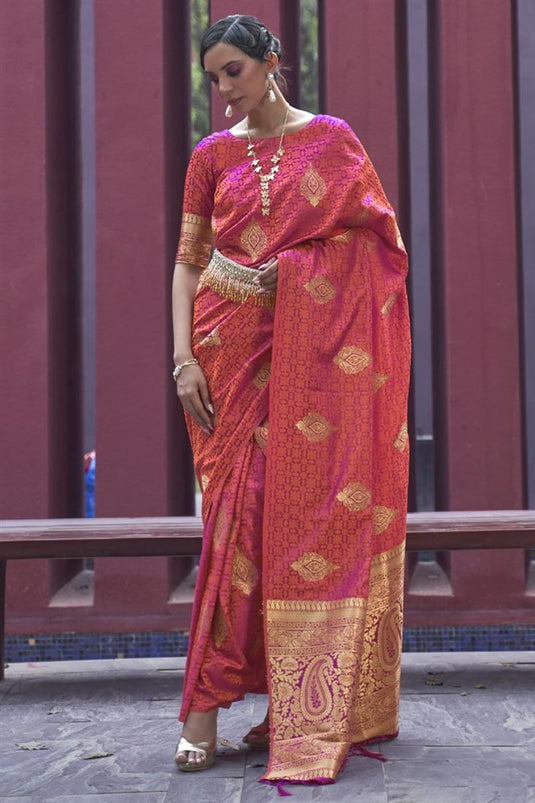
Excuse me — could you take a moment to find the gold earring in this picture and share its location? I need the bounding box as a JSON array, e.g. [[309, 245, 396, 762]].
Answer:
[[225, 104, 233, 118]]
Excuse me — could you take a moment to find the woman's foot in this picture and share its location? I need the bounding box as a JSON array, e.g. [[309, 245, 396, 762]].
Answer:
[[243, 709, 270, 750], [175, 709, 218, 770]]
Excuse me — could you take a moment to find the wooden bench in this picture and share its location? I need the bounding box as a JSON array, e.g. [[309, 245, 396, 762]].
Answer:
[[1, 511, 534, 680]]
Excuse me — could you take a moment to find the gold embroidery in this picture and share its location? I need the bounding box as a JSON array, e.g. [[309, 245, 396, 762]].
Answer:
[[373, 506, 397, 534], [198, 249, 275, 309], [352, 543, 405, 742], [212, 603, 226, 647], [394, 422, 409, 452], [265, 596, 366, 778], [377, 602, 403, 671], [300, 166, 327, 207], [200, 474, 210, 491], [254, 423, 268, 451], [333, 346, 371, 375], [296, 412, 333, 443], [381, 293, 398, 316], [291, 552, 339, 582], [330, 229, 353, 244], [365, 238, 377, 252], [264, 543, 406, 781], [395, 223, 405, 251], [176, 212, 212, 268], [355, 208, 371, 226], [231, 546, 258, 595], [253, 362, 271, 389], [300, 656, 335, 720], [240, 219, 267, 261], [336, 482, 371, 511], [213, 507, 231, 550], [199, 328, 221, 348], [304, 275, 336, 304], [373, 372, 389, 393], [267, 597, 366, 614]]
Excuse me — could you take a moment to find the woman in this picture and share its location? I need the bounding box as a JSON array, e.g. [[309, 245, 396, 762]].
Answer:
[[172, 14, 411, 788]]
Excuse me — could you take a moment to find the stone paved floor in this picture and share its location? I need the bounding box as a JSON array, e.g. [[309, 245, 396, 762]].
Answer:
[[1, 652, 534, 802]]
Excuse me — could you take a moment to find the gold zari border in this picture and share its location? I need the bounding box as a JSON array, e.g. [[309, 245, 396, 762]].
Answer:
[[176, 212, 212, 269]]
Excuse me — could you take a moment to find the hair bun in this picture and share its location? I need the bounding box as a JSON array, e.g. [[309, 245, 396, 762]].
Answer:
[[269, 33, 282, 58]]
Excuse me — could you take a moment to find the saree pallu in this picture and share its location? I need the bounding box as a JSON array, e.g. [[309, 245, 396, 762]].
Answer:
[[262, 230, 410, 783], [176, 116, 411, 784]]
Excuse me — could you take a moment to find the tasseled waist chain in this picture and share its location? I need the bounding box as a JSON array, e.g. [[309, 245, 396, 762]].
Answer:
[[198, 249, 276, 309]]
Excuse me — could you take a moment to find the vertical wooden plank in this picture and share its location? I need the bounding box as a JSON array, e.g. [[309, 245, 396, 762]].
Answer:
[[1, 1, 83, 633], [93, 0, 178, 619], [429, 0, 525, 615], [164, 0, 196, 517], [406, 0, 435, 512], [45, 0, 84, 519], [94, 0, 169, 517], [319, 0, 401, 210], [516, 0, 535, 508], [278, 0, 301, 108], [0, 0, 50, 520]]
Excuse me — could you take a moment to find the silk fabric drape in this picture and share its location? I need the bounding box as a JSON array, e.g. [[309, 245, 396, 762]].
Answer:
[[176, 115, 411, 784]]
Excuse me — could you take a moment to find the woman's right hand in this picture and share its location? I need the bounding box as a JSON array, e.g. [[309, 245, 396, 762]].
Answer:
[[176, 364, 214, 434]]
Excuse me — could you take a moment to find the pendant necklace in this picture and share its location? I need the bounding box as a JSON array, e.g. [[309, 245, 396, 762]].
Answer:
[[246, 106, 290, 217]]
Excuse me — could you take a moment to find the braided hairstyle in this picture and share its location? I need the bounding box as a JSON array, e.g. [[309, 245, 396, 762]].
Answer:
[[200, 14, 286, 89]]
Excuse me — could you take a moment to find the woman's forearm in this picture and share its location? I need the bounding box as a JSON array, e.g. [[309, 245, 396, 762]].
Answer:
[[172, 261, 202, 364]]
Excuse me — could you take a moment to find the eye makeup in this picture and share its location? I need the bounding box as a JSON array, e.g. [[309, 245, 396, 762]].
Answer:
[[205, 61, 243, 84]]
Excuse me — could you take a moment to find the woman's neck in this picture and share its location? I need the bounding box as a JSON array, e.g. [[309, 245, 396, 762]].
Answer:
[[246, 96, 291, 138]]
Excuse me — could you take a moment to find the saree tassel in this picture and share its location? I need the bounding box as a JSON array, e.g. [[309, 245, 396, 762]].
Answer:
[[260, 778, 334, 795], [276, 782, 292, 797], [349, 743, 387, 762]]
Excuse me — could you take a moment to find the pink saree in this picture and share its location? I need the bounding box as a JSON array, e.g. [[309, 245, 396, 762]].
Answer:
[[175, 115, 411, 785]]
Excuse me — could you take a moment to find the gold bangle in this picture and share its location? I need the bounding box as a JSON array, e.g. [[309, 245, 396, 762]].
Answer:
[[172, 358, 199, 382]]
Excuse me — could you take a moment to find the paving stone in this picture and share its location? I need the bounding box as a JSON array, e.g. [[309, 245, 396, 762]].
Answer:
[[2, 653, 535, 801], [399, 692, 535, 746], [383, 745, 535, 789], [241, 751, 388, 802], [0, 796, 166, 803], [387, 787, 535, 803], [165, 776, 243, 803]]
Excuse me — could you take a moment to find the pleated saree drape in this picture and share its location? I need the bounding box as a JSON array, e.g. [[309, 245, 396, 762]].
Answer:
[[175, 115, 411, 785]]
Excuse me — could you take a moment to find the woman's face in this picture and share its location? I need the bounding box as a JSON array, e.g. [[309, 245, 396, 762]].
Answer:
[[203, 42, 272, 115]]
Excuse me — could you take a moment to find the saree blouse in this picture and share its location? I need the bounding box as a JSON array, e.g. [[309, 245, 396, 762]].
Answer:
[[176, 114, 406, 277]]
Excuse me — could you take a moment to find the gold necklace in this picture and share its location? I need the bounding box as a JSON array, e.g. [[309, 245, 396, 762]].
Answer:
[[246, 107, 290, 216]]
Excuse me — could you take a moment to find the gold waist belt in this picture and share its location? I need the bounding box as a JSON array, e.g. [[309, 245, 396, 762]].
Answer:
[[198, 249, 276, 309]]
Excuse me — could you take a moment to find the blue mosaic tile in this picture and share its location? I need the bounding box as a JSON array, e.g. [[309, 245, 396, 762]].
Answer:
[[4, 625, 535, 664]]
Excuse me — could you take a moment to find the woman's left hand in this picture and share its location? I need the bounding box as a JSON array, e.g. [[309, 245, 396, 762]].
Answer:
[[254, 257, 278, 293]]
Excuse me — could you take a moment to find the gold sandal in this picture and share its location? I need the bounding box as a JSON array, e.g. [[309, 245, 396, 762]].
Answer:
[[175, 736, 217, 772]]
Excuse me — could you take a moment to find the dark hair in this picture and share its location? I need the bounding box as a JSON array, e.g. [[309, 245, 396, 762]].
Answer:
[[200, 14, 286, 88]]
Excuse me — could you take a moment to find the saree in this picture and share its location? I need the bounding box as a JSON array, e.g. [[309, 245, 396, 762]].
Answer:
[[175, 115, 411, 784]]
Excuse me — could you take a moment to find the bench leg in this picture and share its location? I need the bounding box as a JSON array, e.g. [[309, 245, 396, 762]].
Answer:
[[0, 560, 5, 681]]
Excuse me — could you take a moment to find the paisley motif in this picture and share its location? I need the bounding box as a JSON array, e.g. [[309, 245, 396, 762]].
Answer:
[[300, 656, 334, 722], [253, 362, 271, 389], [377, 601, 403, 672]]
